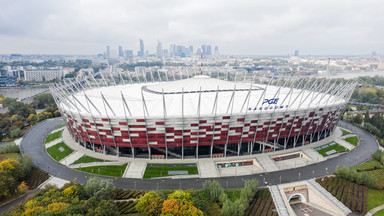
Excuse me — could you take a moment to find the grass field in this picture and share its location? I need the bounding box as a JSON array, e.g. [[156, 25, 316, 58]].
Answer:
[[57, 124, 65, 129], [72, 155, 109, 165], [342, 129, 351, 136], [368, 189, 384, 211], [352, 160, 383, 172], [345, 136, 359, 146], [46, 142, 73, 161], [373, 208, 384, 216], [45, 130, 62, 143], [0, 153, 20, 161], [315, 142, 348, 157], [368, 169, 384, 189], [75, 164, 128, 177], [143, 163, 198, 179]]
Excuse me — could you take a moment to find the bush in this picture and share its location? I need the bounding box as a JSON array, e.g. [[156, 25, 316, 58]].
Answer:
[[19, 154, 33, 175], [373, 150, 384, 162], [0, 142, 19, 154], [335, 166, 350, 179], [10, 128, 22, 138], [84, 177, 114, 200], [203, 180, 224, 202]]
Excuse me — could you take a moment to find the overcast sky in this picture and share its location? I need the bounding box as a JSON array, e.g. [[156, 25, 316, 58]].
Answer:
[[0, 0, 383, 55]]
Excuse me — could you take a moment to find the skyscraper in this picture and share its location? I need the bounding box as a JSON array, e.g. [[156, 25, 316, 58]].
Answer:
[[294, 50, 299, 57], [139, 39, 144, 57], [106, 46, 110, 58], [202, 45, 206, 55], [207, 45, 212, 56], [156, 41, 162, 58], [118, 46, 123, 57], [189, 45, 194, 55], [214, 46, 219, 57]]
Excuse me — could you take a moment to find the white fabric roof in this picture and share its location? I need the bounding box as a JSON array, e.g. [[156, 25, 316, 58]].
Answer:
[[61, 76, 345, 118]]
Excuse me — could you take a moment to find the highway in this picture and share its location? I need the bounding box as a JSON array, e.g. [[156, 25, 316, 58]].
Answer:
[[20, 118, 378, 190]]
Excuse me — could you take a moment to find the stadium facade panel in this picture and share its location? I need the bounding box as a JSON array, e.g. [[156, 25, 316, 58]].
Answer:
[[51, 75, 355, 159]]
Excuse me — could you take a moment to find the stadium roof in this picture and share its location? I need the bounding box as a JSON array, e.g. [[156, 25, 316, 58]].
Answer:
[[60, 75, 348, 118]]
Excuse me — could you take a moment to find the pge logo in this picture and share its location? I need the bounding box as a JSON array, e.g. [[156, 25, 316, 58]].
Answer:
[[262, 98, 279, 105]]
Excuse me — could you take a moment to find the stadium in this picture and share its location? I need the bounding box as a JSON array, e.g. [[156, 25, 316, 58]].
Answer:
[[50, 74, 355, 159]]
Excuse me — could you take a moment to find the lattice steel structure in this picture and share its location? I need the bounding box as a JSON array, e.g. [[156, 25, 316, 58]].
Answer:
[[50, 71, 355, 159]]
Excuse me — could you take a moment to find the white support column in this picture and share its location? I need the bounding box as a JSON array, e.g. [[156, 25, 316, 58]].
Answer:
[[210, 86, 220, 158], [121, 91, 135, 158], [224, 86, 236, 157], [141, 89, 151, 159], [162, 89, 168, 160], [101, 93, 118, 155]]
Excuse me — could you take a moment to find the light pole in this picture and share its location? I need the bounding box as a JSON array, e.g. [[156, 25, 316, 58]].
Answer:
[[299, 172, 301, 181]]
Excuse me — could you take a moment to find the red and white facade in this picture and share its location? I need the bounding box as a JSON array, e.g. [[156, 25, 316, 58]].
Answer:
[[50, 74, 355, 159]]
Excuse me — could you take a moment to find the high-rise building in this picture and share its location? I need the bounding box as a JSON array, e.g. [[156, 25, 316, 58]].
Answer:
[[294, 50, 299, 57], [202, 45, 206, 55], [124, 50, 133, 57], [196, 48, 201, 56], [207, 45, 212, 56], [139, 39, 144, 57], [189, 46, 194, 55], [170, 44, 175, 57], [118, 46, 124, 57], [156, 41, 162, 58], [214, 46, 219, 57], [106, 46, 110, 58]]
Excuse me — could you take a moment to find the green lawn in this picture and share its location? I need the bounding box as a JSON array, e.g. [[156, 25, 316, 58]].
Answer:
[[72, 155, 109, 165], [75, 164, 128, 177], [344, 136, 359, 146], [342, 129, 351, 136], [368, 189, 384, 211], [46, 142, 73, 161], [45, 130, 62, 144], [143, 163, 198, 179], [373, 208, 384, 216], [314, 142, 348, 157], [57, 124, 66, 129], [368, 169, 384, 189], [352, 160, 383, 172]]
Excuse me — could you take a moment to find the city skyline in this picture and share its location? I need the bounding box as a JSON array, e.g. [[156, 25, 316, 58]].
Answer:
[[0, 0, 383, 55]]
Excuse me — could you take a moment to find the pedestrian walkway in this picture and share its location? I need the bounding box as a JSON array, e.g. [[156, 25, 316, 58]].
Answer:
[[123, 161, 146, 178], [302, 148, 326, 162], [50, 127, 64, 134], [45, 138, 64, 148], [59, 151, 84, 166], [39, 176, 70, 188], [258, 154, 279, 172], [69, 161, 128, 169], [335, 138, 356, 151], [269, 185, 290, 216], [365, 203, 384, 216], [198, 159, 219, 178], [307, 179, 352, 215]]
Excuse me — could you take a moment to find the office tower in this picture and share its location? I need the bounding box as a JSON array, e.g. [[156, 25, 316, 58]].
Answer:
[[124, 50, 133, 57], [207, 45, 212, 56], [170, 44, 175, 57], [294, 50, 299, 57], [156, 41, 162, 57], [196, 48, 201, 56], [214, 46, 219, 57], [202, 45, 206, 55], [189, 46, 194, 55], [106, 46, 110, 58], [372, 51, 377, 56], [118, 46, 124, 57], [139, 39, 144, 57]]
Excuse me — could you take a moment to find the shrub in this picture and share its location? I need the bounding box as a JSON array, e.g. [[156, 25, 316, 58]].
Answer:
[[0, 142, 20, 154], [203, 180, 224, 202], [84, 177, 114, 200], [372, 150, 383, 162]]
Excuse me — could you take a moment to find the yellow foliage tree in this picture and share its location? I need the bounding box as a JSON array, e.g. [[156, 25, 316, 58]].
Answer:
[[18, 181, 29, 193], [63, 186, 76, 197], [22, 206, 45, 216], [47, 202, 70, 215]]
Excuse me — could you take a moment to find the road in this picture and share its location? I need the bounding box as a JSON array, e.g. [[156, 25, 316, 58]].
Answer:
[[20, 118, 378, 190]]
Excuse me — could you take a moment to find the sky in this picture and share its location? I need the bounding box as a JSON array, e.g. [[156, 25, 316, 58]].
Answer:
[[0, 0, 383, 55]]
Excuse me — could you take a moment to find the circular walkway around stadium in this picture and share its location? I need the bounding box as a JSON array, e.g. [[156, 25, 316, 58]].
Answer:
[[20, 118, 378, 190]]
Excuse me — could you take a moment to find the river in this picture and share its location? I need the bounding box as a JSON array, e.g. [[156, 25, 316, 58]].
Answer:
[[0, 87, 49, 99]]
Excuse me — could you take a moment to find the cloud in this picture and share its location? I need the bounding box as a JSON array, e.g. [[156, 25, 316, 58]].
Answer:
[[0, 0, 383, 55]]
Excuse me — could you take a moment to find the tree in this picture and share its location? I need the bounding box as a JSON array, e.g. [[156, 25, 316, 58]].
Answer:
[[136, 191, 163, 215], [8, 101, 35, 119], [19, 154, 33, 175], [26, 113, 38, 125], [168, 190, 191, 204], [203, 180, 224, 202], [33, 93, 56, 109], [10, 128, 22, 138], [47, 202, 70, 215], [0, 159, 24, 181], [84, 177, 114, 200], [0, 170, 16, 199], [87, 200, 119, 216]]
